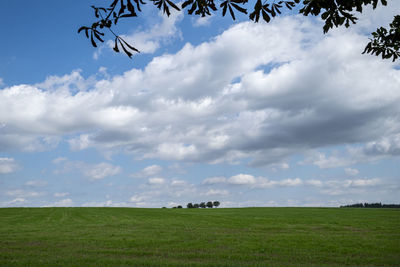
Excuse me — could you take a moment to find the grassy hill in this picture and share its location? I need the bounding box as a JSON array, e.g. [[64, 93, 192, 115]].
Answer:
[[1, 207, 399, 266]]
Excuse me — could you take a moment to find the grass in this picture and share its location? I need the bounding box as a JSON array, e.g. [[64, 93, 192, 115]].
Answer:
[[0, 207, 399, 266]]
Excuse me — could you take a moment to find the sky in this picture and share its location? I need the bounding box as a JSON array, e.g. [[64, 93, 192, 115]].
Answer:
[[0, 1, 399, 208]]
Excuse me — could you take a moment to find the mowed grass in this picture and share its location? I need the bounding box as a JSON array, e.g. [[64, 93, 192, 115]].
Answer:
[[0, 207, 399, 266]]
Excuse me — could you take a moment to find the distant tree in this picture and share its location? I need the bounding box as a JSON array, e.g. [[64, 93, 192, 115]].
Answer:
[[162, 207, 167, 209], [80, 0, 399, 61], [193, 203, 199, 208], [177, 205, 183, 208], [206, 201, 214, 208], [172, 206, 177, 209], [340, 202, 400, 208], [199, 202, 206, 208], [213, 201, 220, 208], [187, 202, 194, 208]]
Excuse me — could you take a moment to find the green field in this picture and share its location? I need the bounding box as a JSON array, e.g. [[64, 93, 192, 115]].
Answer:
[[1, 207, 399, 266]]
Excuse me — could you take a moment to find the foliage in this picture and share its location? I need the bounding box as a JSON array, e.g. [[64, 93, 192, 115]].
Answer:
[[79, 0, 399, 61], [340, 202, 400, 208], [363, 15, 400, 62], [206, 201, 214, 208], [199, 202, 206, 208], [1, 207, 399, 265], [187, 202, 194, 208], [213, 201, 220, 207]]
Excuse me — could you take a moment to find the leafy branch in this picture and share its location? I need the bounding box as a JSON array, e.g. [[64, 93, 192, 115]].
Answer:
[[79, 0, 399, 62], [363, 15, 400, 62]]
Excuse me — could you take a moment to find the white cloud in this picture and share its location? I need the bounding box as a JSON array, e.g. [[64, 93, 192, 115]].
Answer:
[[53, 159, 122, 181], [256, 177, 303, 188], [0, 78, 4, 87], [0, 198, 26, 207], [305, 179, 323, 187], [192, 15, 213, 27], [148, 177, 166, 185], [1, 13, 399, 169], [110, 9, 183, 54], [81, 200, 130, 207], [83, 162, 122, 180], [301, 151, 353, 169], [6, 189, 45, 198], [203, 189, 229, 196], [54, 192, 69, 197], [228, 174, 256, 185], [130, 195, 145, 202], [348, 178, 381, 187], [52, 157, 68, 164], [202, 174, 304, 188], [303, 178, 384, 196], [0, 158, 18, 174], [45, 198, 73, 207], [170, 179, 187, 187], [280, 178, 303, 187], [345, 168, 359, 176], [131, 164, 162, 178], [202, 176, 227, 185], [25, 180, 47, 187]]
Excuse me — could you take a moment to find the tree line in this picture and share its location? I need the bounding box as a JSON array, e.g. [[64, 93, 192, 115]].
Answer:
[[163, 200, 220, 209], [340, 202, 400, 208]]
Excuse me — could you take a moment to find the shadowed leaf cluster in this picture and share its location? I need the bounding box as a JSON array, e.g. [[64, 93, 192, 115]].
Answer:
[[79, 0, 399, 61]]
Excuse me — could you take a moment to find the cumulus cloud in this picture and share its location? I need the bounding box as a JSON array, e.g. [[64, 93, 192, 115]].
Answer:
[[192, 15, 213, 27], [305, 179, 323, 187], [25, 180, 48, 187], [0, 158, 18, 174], [52, 157, 68, 164], [228, 174, 256, 185], [0, 12, 399, 169], [81, 200, 130, 207], [202, 174, 304, 188], [54, 159, 122, 180], [147, 177, 166, 185], [0, 197, 26, 207], [202, 176, 227, 185], [302, 134, 400, 169], [203, 189, 229, 196], [6, 189, 45, 198], [83, 162, 122, 180], [54, 192, 69, 197], [131, 164, 162, 178], [304, 178, 384, 196], [109, 9, 183, 54], [345, 168, 359, 176], [45, 198, 73, 207]]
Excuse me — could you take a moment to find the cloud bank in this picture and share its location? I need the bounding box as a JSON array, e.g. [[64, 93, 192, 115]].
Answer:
[[1, 15, 399, 170]]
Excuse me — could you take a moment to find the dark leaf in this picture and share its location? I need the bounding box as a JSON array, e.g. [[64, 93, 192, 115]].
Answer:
[[231, 3, 247, 14], [113, 37, 120, 52], [262, 9, 270, 22], [90, 32, 97, 47], [228, 4, 235, 20], [119, 37, 140, 53], [93, 31, 104, 42], [78, 26, 87, 33], [182, 0, 193, 9], [166, 0, 181, 11], [221, 2, 227, 16], [120, 43, 133, 58]]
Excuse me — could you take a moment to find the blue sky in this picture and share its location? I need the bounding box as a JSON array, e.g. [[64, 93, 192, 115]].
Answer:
[[0, 1, 399, 208]]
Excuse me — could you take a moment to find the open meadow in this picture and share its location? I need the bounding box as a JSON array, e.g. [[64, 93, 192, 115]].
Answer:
[[0, 207, 399, 266]]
